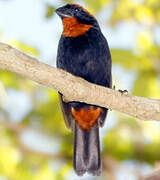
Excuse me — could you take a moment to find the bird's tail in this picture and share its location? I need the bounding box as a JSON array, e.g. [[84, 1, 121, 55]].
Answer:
[[73, 124, 101, 176]]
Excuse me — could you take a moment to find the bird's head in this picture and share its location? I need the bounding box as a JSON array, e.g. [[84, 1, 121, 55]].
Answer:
[[56, 4, 97, 26], [56, 4, 99, 37]]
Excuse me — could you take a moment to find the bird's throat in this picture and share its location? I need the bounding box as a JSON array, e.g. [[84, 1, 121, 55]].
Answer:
[[62, 17, 93, 37]]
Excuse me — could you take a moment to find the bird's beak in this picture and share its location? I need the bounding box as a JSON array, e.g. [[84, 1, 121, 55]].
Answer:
[[56, 7, 72, 18]]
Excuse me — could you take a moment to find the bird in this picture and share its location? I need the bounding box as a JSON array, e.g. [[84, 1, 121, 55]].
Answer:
[[56, 3, 112, 176]]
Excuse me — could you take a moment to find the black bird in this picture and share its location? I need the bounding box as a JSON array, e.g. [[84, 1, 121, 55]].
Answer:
[[56, 3, 112, 176]]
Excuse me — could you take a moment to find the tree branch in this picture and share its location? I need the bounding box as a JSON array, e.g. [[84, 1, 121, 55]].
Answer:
[[0, 42, 160, 121]]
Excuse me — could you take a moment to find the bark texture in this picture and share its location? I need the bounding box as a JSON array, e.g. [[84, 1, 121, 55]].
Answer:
[[0, 42, 160, 121]]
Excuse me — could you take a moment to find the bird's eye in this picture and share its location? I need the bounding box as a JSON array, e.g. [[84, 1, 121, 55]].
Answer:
[[75, 8, 79, 12]]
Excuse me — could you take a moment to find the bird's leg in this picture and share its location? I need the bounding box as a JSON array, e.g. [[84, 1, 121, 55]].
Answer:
[[118, 89, 128, 94]]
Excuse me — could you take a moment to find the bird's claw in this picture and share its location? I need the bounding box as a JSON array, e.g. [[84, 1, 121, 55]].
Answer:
[[118, 89, 128, 94], [112, 85, 116, 90]]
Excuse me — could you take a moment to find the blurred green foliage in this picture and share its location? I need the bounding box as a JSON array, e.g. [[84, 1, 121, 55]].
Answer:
[[45, 5, 56, 19], [0, 0, 160, 179]]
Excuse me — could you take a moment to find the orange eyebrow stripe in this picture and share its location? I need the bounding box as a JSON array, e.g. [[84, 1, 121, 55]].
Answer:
[[62, 17, 93, 37], [71, 106, 102, 131], [71, 3, 94, 17]]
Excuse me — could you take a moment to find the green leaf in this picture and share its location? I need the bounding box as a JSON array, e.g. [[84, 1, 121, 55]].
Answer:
[[111, 49, 140, 69], [133, 70, 160, 98], [84, 0, 110, 13], [11, 41, 39, 56], [45, 5, 55, 19]]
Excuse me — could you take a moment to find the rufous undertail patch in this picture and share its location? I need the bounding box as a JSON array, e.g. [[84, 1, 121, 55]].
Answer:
[[71, 106, 102, 131]]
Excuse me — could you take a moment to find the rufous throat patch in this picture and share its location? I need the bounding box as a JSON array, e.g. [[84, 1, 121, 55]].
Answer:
[[62, 17, 93, 37]]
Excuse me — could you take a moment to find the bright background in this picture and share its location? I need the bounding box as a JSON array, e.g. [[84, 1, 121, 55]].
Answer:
[[0, 0, 160, 179]]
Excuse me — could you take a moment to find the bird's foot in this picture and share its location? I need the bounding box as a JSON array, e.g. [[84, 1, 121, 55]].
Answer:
[[118, 89, 128, 95]]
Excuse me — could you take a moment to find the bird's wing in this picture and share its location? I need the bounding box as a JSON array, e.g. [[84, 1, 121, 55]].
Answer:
[[58, 93, 75, 131], [98, 108, 107, 127]]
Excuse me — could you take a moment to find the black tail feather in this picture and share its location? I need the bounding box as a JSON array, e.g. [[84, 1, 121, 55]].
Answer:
[[73, 124, 87, 176], [87, 125, 101, 175], [73, 124, 101, 176]]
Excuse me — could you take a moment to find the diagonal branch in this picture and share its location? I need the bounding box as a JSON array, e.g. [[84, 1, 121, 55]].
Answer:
[[0, 42, 160, 121]]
